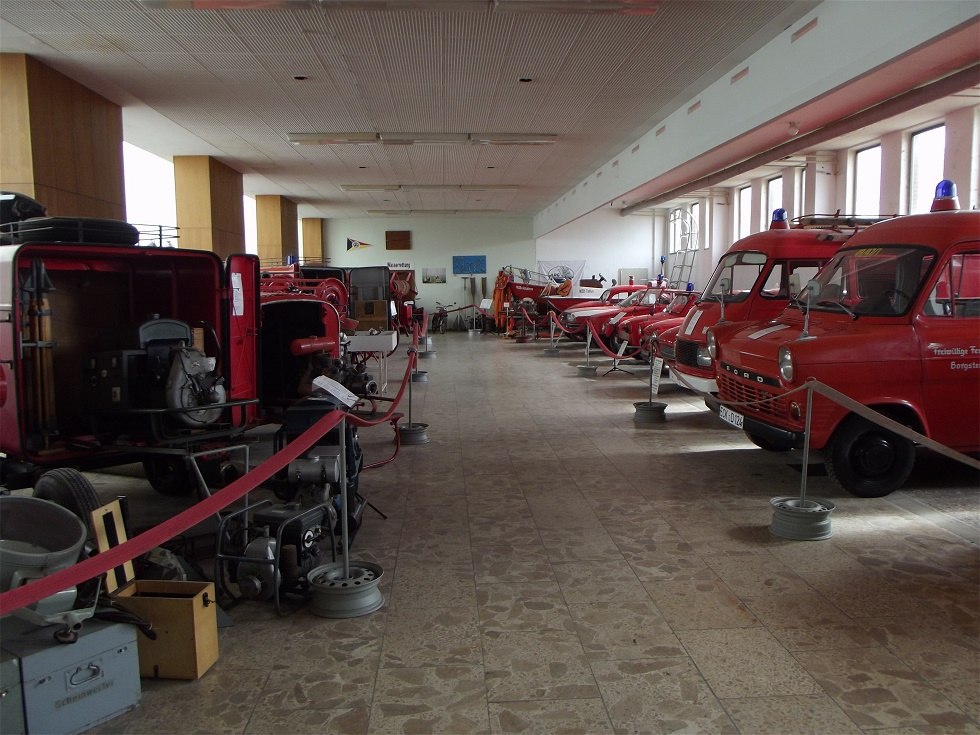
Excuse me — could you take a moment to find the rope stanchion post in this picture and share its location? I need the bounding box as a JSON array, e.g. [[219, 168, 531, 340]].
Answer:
[[577, 326, 597, 377], [411, 320, 429, 382], [398, 348, 430, 445], [417, 309, 435, 358], [307, 412, 385, 618], [634, 356, 667, 423], [543, 312, 561, 356], [769, 383, 835, 540]]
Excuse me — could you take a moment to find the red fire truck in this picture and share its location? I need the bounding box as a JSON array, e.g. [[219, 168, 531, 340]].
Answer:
[[709, 182, 979, 497]]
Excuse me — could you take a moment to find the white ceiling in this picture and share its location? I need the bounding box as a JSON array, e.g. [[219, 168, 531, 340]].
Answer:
[[0, 0, 976, 222]]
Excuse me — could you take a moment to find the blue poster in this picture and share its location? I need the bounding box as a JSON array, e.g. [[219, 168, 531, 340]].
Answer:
[[452, 255, 487, 275]]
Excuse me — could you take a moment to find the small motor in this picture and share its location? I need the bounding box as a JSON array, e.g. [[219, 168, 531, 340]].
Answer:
[[234, 503, 335, 601]]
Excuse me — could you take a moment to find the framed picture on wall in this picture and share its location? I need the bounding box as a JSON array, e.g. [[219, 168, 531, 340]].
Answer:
[[422, 267, 447, 283], [452, 255, 486, 275]]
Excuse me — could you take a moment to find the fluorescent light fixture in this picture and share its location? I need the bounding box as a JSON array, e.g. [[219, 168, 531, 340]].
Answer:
[[341, 184, 520, 192], [367, 209, 503, 215], [288, 132, 378, 145], [340, 184, 401, 192], [469, 133, 557, 145], [380, 132, 469, 145], [288, 132, 556, 146]]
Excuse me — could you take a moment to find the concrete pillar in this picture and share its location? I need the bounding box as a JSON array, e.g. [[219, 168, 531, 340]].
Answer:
[[301, 217, 325, 263], [255, 195, 298, 267], [803, 152, 837, 216], [944, 106, 979, 210], [0, 53, 124, 218], [879, 131, 906, 216], [173, 155, 244, 258]]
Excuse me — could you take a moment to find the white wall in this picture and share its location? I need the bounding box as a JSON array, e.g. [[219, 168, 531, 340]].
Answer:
[[324, 216, 534, 308], [535, 207, 654, 295]]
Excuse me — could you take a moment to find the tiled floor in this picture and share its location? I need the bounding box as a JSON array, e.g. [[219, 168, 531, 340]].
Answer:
[[85, 331, 978, 734]]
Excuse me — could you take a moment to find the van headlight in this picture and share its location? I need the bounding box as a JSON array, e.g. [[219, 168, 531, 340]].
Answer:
[[706, 330, 717, 359], [696, 346, 712, 367], [778, 346, 794, 382]]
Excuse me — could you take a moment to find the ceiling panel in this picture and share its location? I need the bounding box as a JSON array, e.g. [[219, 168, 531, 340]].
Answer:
[[5, 0, 967, 221]]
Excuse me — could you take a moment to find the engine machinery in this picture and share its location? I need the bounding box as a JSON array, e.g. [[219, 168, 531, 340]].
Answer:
[[85, 317, 227, 438]]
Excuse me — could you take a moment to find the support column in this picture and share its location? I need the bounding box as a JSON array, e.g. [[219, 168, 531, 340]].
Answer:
[[256, 195, 298, 267], [0, 54, 124, 218], [945, 106, 979, 210], [173, 155, 244, 258], [803, 152, 837, 216], [301, 217, 325, 263]]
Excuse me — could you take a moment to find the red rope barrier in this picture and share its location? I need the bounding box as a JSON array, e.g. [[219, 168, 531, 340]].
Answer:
[[348, 350, 416, 427], [0, 408, 347, 615], [547, 310, 584, 336], [585, 319, 644, 360]]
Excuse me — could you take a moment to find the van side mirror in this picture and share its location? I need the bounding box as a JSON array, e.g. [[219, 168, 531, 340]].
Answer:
[[718, 277, 731, 294]]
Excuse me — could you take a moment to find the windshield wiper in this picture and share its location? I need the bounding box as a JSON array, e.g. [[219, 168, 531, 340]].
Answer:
[[816, 300, 858, 320]]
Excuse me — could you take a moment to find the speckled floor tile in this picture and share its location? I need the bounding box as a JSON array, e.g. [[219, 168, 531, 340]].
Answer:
[[389, 561, 476, 610], [468, 515, 541, 546], [859, 616, 980, 681], [591, 658, 738, 734], [476, 581, 576, 632], [87, 669, 269, 735], [934, 678, 980, 722], [488, 699, 615, 734], [740, 589, 855, 628], [382, 605, 482, 667], [766, 620, 884, 652], [482, 628, 598, 702], [794, 646, 976, 729], [702, 552, 813, 596], [568, 600, 684, 661], [552, 558, 650, 603], [642, 576, 758, 630], [538, 525, 624, 561], [472, 542, 555, 584], [721, 693, 863, 734], [677, 627, 821, 698], [803, 570, 956, 619], [367, 665, 489, 734]]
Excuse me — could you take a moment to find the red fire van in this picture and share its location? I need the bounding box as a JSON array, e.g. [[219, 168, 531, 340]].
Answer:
[[709, 182, 978, 497], [672, 210, 884, 394]]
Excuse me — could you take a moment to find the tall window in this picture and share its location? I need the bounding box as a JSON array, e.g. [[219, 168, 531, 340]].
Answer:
[[668, 206, 699, 253], [909, 125, 945, 213], [766, 177, 783, 222], [853, 145, 881, 215], [737, 186, 752, 239], [690, 202, 703, 249], [799, 166, 807, 216]]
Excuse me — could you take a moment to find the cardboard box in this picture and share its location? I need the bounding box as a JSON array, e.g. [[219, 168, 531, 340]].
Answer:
[[1, 618, 140, 735], [113, 580, 218, 680], [355, 299, 388, 317]]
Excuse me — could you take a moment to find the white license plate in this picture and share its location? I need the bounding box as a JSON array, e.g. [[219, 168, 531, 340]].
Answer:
[[719, 405, 744, 429]]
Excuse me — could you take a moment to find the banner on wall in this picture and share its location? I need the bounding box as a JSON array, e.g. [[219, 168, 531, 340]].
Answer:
[[387, 261, 413, 270], [347, 237, 372, 251], [537, 259, 586, 286]]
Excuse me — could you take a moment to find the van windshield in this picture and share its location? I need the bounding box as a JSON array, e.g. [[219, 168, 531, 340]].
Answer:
[[805, 245, 935, 316], [702, 251, 767, 304]]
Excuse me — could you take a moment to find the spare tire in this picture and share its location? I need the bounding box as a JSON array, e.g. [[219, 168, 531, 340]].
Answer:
[[33, 468, 102, 537]]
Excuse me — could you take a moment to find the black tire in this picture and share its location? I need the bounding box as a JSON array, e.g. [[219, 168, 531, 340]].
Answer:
[[825, 415, 915, 497], [33, 468, 103, 535], [143, 456, 196, 496], [745, 431, 792, 452]]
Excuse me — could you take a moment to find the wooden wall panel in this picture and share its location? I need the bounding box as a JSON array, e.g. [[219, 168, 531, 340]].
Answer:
[[301, 217, 325, 262], [174, 155, 244, 258]]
